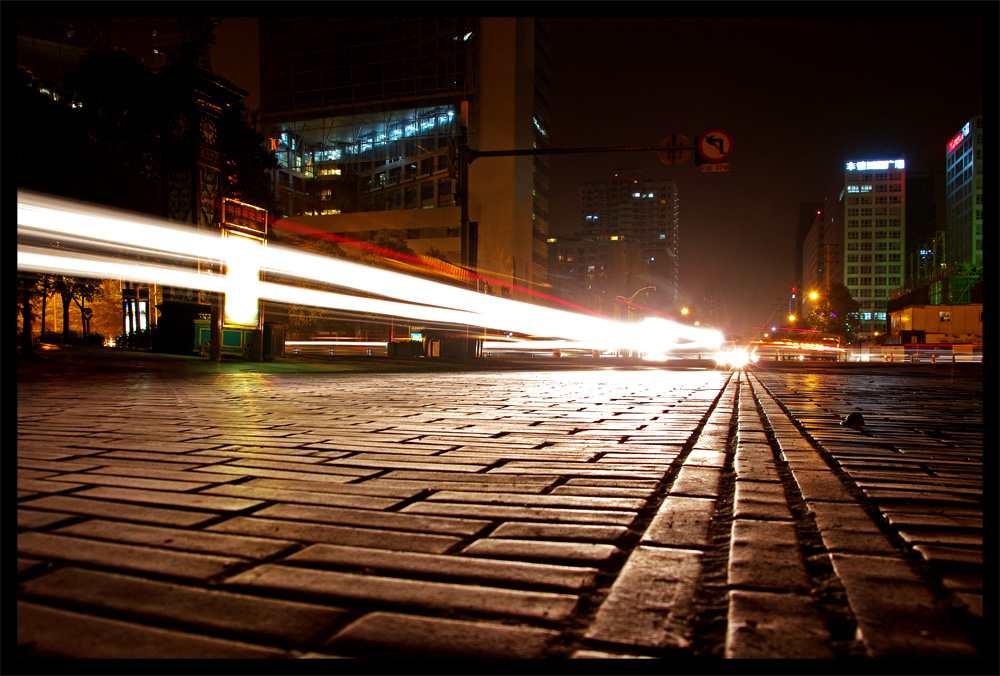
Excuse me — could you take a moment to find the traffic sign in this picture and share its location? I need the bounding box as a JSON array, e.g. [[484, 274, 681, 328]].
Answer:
[[700, 162, 731, 173], [657, 134, 692, 166], [697, 129, 733, 163]]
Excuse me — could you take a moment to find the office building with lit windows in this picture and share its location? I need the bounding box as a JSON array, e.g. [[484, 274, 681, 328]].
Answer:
[[260, 17, 551, 299], [577, 170, 679, 306], [842, 158, 906, 339], [944, 116, 983, 268]]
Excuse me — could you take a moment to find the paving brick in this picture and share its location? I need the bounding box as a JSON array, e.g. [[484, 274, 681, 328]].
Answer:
[[462, 537, 620, 563], [683, 449, 727, 467], [732, 480, 793, 520], [897, 529, 983, 548], [286, 543, 599, 591], [18, 494, 217, 528], [491, 522, 629, 543], [53, 519, 295, 559], [911, 544, 983, 568], [829, 553, 980, 658], [861, 488, 981, 506], [17, 508, 76, 531], [425, 489, 647, 511], [669, 466, 722, 498], [255, 503, 490, 536], [224, 564, 579, 621], [16, 477, 87, 494], [19, 567, 347, 647], [728, 520, 810, 591], [201, 483, 405, 510], [206, 516, 462, 554], [17, 531, 244, 581], [190, 464, 372, 484], [642, 496, 715, 549], [322, 611, 559, 658], [401, 501, 638, 526], [788, 469, 857, 503], [549, 485, 656, 499], [40, 472, 211, 492], [584, 546, 701, 650], [806, 501, 897, 555], [17, 601, 287, 658], [70, 486, 265, 512], [725, 590, 835, 658]]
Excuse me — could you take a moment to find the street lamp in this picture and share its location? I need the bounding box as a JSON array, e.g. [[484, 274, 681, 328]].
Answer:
[[616, 285, 656, 323], [615, 285, 655, 358]]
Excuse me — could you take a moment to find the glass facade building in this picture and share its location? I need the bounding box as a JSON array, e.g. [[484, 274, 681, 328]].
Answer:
[[944, 116, 983, 268], [259, 17, 551, 298]]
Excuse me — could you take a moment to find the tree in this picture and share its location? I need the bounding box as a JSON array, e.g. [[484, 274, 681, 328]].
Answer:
[[52, 277, 103, 340], [55, 49, 163, 214], [806, 283, 861, 342], [219, 101, 282, 218], [359, 229, 416, 268]]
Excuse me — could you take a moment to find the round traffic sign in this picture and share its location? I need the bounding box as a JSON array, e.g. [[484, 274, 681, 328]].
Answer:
[[697, 129, 733, 163], [657, 134, 692, 166]]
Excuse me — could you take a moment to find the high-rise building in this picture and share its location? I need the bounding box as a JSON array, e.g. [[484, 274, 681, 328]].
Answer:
[[944, 116, 983, 268], [259, 17, 551, 300], [702, 286, 721, 327], [577, 169, 679, 306], [842, 158, 907, 339], [801, 190, 845, 302], [547, 234, 647, 317]]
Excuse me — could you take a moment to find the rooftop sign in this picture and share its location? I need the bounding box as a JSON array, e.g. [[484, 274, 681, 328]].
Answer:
[[947, 121, 971, 154], [845, 159, 905, 171]]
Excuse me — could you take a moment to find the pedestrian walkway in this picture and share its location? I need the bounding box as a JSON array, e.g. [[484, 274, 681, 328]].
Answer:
[[15, 352, 985, 662]]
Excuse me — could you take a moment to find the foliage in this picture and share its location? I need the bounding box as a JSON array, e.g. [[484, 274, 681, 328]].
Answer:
[[48, 50, 162, 213], [52, 277, 104, 338], [359, 229, 416, 268], [806, 283, 861, 341], [219, 101, 282, 217]]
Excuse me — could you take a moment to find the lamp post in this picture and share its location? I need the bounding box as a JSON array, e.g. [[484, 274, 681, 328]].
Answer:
[[615, 285, 655, 358], [616, 285, 656, 323]]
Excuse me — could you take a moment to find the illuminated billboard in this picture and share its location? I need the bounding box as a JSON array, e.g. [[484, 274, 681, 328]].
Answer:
[[845, 159, 906, 171]]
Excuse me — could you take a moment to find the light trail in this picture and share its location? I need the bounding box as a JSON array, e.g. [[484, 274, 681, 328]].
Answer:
[[17, 190, 724, 355]]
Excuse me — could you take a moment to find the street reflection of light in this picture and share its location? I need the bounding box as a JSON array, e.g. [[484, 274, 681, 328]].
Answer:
[[17, 191, 727, 354]]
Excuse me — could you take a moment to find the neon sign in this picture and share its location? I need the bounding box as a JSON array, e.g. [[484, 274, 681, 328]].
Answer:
[[846, 159, 906, 171], [947, 122, 971, 154]]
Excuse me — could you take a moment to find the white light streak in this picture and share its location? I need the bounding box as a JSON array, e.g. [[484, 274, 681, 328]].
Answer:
[[17, 191, 725, 355]]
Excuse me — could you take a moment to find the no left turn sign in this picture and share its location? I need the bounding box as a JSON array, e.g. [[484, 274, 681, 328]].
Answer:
[[697, 129, 733, 163]]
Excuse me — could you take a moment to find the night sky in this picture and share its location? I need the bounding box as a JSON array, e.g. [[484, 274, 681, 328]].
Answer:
[[545, 14, 986, 335]]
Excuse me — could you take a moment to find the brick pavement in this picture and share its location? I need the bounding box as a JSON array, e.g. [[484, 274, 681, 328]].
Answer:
[[15, 352, 986, 663]]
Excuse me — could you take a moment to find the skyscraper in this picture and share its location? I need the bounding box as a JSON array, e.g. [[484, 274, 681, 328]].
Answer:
[[944, 116, 983, 268], [259, 17, 551, 299], [577, 169, 679, 307], [842, 158, 906, 339]]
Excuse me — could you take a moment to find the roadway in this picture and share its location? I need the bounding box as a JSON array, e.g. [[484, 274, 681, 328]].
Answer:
[[15, 347, 986, 664]]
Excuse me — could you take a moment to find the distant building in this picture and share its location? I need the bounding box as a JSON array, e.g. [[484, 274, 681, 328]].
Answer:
[[702, 286, 721, 327], [577, 169, 679, 307], [801, 190, 845, 303], [944, 116, 983, 268], [258, 17, 551, 300], [17, 17, 111, 85], [547, 234, 646, 317], [842, 158, 907, 340], [885, 116, 983, 346]]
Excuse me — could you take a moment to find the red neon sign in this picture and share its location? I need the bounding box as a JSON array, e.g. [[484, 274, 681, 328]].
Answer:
[[948, 132, 964, 154]]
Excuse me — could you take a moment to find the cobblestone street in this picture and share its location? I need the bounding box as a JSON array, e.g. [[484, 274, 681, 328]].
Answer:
[[15, 351, 986, 665]]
